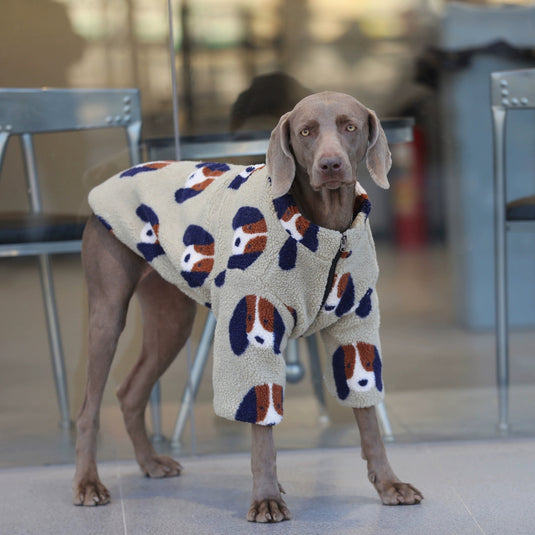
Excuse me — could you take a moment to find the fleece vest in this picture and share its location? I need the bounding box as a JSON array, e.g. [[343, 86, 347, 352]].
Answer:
[[88, 160, 384, 425]]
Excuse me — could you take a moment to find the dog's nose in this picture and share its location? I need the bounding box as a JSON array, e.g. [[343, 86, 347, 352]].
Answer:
[[319, 156, 342, 173], [358, 379, 368, 387]]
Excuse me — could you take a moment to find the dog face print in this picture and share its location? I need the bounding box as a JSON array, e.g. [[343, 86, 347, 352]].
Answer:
[[323, 273, 356, 317], [120, 161, 173, 178], [228, 164, 265, 190], [323, 276, 373, 320], [175, 162, 230, 203], [227, 207, 267, 270], [273, 195, 319, 270], [136, 204, 165, 262], [235, 383, 284, 425], [332, 342, 383, 401], [229, 295, 285, 356], [180, 225, 215, 288], [275, 197, 319, 251]]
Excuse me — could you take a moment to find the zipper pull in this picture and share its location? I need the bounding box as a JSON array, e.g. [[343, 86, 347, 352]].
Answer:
[[320, 232, 349, 310], [340, 233, 347, 253]]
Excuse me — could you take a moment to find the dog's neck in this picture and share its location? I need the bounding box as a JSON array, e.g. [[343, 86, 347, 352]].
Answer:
[[290, 172, 355, 233]]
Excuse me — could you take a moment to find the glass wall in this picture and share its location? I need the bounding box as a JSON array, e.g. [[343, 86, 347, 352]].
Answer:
[[1, 0, 535, 467]]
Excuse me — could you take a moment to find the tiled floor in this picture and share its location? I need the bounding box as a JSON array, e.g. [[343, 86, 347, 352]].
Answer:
[[1, 245, 534, 533], [2, 440, 535, 534]]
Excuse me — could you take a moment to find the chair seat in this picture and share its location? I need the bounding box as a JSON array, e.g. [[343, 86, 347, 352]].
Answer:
[[506, 195, 535, 221], [0, 213, 87, 244]]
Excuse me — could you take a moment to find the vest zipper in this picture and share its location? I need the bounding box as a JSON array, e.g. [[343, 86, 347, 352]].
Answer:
[[320, 233, 347, 310]]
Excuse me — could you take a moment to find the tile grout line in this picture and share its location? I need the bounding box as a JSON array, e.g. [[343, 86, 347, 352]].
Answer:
[[116, 462, 128, 535], [456, 492, 487, 535], [422, 444, 487, 535]]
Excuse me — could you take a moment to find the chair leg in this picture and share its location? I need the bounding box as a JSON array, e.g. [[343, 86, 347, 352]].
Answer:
[[375, 401, 394, 442], [149, 381, 164, 443], [495, 210, 509, 433], [495, 218, 510, 433], [492, 105, 509, 433], [171, 311, 216, 448], [37, 254, 71, 429], [285, 339, 305, 383]]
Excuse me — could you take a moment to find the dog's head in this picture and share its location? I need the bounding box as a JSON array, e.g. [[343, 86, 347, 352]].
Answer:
[[266, 91, 391, 197]]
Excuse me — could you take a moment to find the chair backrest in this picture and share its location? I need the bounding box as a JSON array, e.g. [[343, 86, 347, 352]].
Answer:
[[0, 88, 142, 256], [490, 68, 535, 232], [490, 68, 535, 112], [145, 119, 415, 162], [0, 88, 142, 214]]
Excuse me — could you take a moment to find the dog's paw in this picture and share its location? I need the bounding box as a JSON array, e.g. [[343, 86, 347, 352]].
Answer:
[[139, 455, 183, 478], [247, 498, 291, 523], [73, 478, 111, 506], [376, 480, 423, 506]]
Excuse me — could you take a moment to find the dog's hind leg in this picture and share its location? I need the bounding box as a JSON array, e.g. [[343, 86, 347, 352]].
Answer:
[[74, 215, 147, 505], [116, 270, 196, 478]]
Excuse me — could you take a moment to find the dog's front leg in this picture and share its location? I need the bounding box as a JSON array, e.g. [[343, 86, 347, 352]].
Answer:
[[353, 406, 423, 505], [247, 424, 291, 522]]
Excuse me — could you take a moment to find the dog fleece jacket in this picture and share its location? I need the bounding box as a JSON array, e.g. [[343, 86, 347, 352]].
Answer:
[[88, 160, 385, 425]]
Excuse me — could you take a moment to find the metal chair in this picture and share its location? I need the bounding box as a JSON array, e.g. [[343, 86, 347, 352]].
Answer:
[[0, 88, 142, 429], [491, 68, 535, 432]]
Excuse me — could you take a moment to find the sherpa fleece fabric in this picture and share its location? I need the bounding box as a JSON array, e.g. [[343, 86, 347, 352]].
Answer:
[[88, 161, 385, 425]]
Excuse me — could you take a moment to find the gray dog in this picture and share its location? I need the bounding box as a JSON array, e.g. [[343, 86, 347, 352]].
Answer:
[[73, 92, 423, 522]]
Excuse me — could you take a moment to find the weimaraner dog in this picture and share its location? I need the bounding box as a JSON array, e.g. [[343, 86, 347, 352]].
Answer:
[[73, 91, 422, 521]]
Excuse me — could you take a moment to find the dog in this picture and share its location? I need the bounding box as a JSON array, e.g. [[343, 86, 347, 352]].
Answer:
[[73, 91, 423, 522]]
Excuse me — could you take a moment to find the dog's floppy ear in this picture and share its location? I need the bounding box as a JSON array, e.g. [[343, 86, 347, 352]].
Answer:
[[366, 110, 391, 189], [266, 112, 295, 197]]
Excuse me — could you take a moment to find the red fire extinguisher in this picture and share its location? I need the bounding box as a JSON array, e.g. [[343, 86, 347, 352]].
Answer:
[[391, 126, 427, 249]]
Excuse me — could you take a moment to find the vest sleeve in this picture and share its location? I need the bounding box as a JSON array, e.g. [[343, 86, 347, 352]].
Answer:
[[321, 286, 385, 408], [210, 286, 295, 425]]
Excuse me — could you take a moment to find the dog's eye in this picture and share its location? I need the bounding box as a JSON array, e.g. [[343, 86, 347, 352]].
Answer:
[[346, 124, 357, 132], [300, 128, 310, 137]]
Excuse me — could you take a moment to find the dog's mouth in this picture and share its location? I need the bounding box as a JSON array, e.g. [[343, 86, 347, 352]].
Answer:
[[321, 178, 347, 190], [313, 175, 354, 191]]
